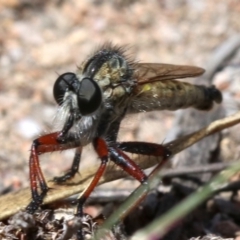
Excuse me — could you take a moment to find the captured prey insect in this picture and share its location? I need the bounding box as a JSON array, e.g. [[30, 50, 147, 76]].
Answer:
[[26, 43, 222, 239]]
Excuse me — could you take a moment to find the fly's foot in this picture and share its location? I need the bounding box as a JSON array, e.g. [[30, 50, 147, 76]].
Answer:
[[26, 196, 43, 214], [26, 200, 40, 214], [26, 188, 48, 214], [53, 170, 79, 184]]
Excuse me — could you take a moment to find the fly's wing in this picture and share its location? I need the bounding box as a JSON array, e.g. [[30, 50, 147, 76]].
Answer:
[[128, 63, 222, 113], [135, 63, 205, 83]]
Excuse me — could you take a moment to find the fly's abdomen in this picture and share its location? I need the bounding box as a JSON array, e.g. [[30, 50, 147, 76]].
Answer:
[[131, 80, 222, 112]]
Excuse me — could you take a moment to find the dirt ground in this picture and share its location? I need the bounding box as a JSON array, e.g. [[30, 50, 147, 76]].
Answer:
[[1, 0, 240, 239]]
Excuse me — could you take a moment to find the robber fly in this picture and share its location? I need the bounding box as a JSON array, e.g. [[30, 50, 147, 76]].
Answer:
[[26, 43, 222, 239]]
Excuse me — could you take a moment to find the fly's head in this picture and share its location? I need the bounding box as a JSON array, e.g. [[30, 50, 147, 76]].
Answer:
[[53, 71, 102, 134], [52, 44, 135, 137]]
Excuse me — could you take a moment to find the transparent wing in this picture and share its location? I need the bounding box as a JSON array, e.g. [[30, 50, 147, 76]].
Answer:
[[134, 63, 205, 84]]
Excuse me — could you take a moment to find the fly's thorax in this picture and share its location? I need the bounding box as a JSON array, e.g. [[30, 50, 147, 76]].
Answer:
[[96, 61, 136, 103], [77, 46, 136, 105]]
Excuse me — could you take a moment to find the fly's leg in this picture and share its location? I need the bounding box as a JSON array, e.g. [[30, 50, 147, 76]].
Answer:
[[117, 141, 171, 158], [75, 140, 170, 239], [110, 147, 148, 183], [117, 141, 171, 171], [76, 139, 155, 239], [53, 146, 82, 183], [106, 146, 150, 222], [76, 137, 109, 240], [26, 132, 80, 214], [27, 114, 77, 213], [108, 142, 171, 219]]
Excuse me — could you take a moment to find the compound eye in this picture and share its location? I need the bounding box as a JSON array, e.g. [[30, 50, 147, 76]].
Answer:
[[53, 72, 76, 105], [78, 77, 102, 115]]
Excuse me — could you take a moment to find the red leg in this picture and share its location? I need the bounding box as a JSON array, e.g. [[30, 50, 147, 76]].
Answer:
[[117, 140, 171, 170], [76, 138, 109, 215], [26, 132, 80, 213], [116, 141, 171, 177], [76, 140, 157, 217], [108, 142, 171, 221], [110, 147, 148, 183], [109, 141, 170, 183], [76, 137, 109, 240], [74, 140, 171, 239], [117, 141, 171, 157]]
